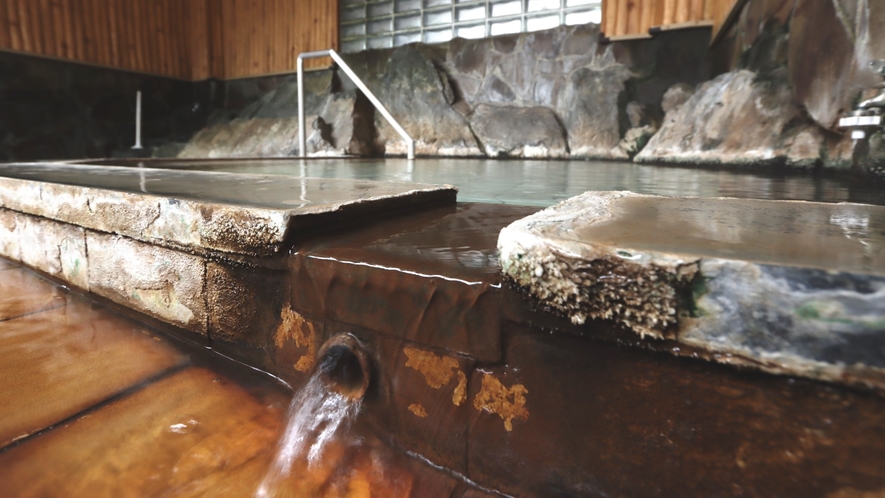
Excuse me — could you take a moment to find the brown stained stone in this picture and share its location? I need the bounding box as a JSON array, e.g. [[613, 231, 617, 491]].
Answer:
[[274, 305, 318, 374], [0, 257, 16, 270], [0, 268, 68, 321], [206, 260, 288, 348], [0, 367, 284, 497], [289, 203, 538, 362], [472, 373, 529, 432], [789, 0, 857, 129], [457, 489, 500, 498], [290, 254, 501, 361], [0, 302, 188, 448], [87, 232, 208, 335], [352, 330, 474, 477], [466, 327, 885, 498]]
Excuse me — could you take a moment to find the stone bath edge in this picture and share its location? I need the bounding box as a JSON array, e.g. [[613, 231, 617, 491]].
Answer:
[[498, 191, 885, 391], [0, 171, 457, 257]]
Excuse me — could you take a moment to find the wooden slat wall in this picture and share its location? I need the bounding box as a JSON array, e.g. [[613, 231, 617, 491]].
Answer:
[[0, 0, 338, 80], [602, 0, 738, 40], [212, 0, 336, 79], [1, 0, 196, 78]]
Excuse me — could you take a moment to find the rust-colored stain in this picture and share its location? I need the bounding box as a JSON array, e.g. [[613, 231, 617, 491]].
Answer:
[[408, 403, 428, 418], [404, 347, 458, 388], [453, 371, 467, 407], [274, 305, 316, 372], [403, 347, 467, 407], [473, 374, 529, 432]]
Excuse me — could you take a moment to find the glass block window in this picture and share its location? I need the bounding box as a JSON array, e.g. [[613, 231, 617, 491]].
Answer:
[[339, 0, 602, 53]]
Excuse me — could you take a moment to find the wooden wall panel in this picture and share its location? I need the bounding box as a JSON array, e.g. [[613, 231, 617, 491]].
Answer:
[[0, 0, 339, 80], [603, 0, 738, 40], [213, 0, 337, 79]]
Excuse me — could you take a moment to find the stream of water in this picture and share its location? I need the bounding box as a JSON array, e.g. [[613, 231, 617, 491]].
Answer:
[[256, 373, 362, 497]]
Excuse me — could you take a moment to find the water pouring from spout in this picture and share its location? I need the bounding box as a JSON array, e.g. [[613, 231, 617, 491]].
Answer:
[[256, 334, 370, 498]]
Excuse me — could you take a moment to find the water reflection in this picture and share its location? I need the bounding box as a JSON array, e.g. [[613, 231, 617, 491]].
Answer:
[[68, 157, 885, 207]]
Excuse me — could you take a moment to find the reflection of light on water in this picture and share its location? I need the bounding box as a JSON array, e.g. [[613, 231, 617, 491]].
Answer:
[[255, 369, 421, 497], [830, 213, 870, 232], [256, 374, 360, 497]]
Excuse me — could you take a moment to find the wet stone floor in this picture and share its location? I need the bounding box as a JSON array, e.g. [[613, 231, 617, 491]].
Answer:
[[0, 258, 488, 497]]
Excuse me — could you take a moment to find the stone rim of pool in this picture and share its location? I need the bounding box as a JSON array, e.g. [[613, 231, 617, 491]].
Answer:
[[499, 190, 885, 390]]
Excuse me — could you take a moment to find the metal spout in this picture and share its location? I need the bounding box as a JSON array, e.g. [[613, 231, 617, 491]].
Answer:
[[315, 333, 371, 401]]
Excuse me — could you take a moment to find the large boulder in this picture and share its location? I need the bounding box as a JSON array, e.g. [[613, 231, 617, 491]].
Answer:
[[375, 45, 481, 157], [468, 104, 568, 158], [178, 71, 376, 158], [635, 69, 822, 166], [559, 65, 633, 159]]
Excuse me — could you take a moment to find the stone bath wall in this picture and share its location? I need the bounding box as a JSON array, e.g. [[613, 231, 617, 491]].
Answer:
[[0, 51, 213, 161], [638, 0, 885, 170], [179, 3, 885, 173], [179, 25, 713, 160]]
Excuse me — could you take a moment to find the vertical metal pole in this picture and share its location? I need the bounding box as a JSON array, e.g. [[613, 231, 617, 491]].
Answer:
[[132, 91, 143, 150], [297, 58, 305, 157]]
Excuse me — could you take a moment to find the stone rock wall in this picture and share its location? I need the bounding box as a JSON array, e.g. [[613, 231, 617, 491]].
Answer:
[[177, 2, 884, 172], [180, 24, 712, 160], [692, 0, 884, 171]]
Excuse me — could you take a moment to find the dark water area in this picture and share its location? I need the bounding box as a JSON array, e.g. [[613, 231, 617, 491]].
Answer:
[[71, 157, 885, 207]]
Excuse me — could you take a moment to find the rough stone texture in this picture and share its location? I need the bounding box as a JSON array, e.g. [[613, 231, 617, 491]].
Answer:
[[0, 164, 456, 257], [709, 0, 885, 171], [560, 65, 633, 158], [0, 210, 88, 290], [178, 71, 375, 158], [636, 69, 817, 166], [358, 333, 474, 477], [499, 190, 885, 389], [17, 215, 88, 291], [468, 104, 568, 158], [178, 24, 711, 161], [617, 125, 657, 159], [86, 232, 207, 334], [206, 260, 288, 354], [373, 45, 481, 157], [0, 209, 21, 264], [788, 0, 858, 129], [661, 82, 695, 115]]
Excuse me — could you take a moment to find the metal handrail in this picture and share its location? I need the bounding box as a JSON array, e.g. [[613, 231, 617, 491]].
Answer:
[[297, 49, 415, 160]]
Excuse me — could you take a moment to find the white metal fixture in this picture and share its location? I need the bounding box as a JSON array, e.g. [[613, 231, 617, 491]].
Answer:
[[297, 49, 415, 159], [132, 90, 143, 150]]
